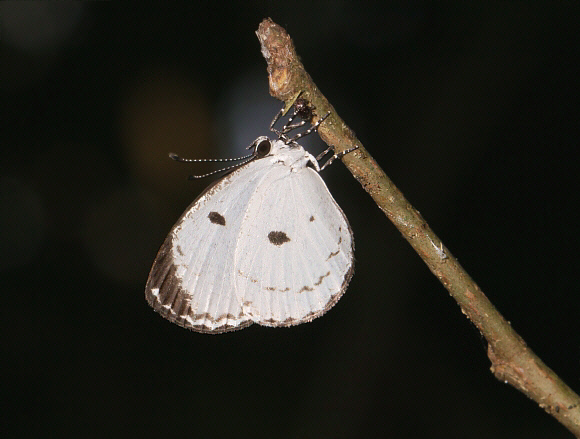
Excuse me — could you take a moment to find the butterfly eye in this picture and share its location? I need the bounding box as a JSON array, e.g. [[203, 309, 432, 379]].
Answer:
[[256, 139, 272, 157]]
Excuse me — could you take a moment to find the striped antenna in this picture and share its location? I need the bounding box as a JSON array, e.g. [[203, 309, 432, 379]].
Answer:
[[169, 151, 256, 179]]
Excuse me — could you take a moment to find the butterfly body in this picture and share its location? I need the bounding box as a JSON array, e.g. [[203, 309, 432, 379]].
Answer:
[[146, 116, 355, 333]]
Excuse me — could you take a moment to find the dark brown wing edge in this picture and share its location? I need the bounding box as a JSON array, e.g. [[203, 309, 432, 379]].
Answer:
[[145, 212, 254, 333]]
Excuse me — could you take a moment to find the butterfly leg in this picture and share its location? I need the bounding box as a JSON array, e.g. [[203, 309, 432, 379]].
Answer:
[[269, 107, 284, 131], [290, 111, 331, 142], [281, 116, 307, 134], [316, 145, 334, 162], [280, 93, 316, 133], [271, 97, 310, 135], [318, 145, 359, 171]]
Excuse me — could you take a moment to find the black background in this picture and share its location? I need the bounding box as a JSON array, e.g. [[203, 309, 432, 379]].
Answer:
[[2, 2, 578, 438]]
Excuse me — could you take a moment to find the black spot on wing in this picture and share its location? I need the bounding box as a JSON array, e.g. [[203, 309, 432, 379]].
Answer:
[[208, 211, 226, 226], [268, 231, 290, 246], [309, 215, 315, 222]]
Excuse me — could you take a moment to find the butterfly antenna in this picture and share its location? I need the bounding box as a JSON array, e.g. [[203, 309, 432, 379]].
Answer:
[[186, 156, 256, 179], [169, 152, 256, 179], [169, 152, 254, 163]]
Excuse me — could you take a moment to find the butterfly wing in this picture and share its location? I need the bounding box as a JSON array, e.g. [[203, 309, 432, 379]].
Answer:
[[145, 159, 274, 333], [234, 166, 354, 326]]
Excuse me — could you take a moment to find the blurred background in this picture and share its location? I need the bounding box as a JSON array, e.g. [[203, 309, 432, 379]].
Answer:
[[1, 2, 578, 437]]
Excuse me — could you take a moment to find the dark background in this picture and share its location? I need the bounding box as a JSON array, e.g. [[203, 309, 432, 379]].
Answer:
[[2, 2, 578, 438]]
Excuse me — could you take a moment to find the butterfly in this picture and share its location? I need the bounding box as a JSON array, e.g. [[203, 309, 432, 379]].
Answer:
[[145, 101, 357, 333]]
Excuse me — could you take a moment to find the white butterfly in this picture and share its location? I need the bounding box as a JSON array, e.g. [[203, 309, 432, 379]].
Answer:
[[146, 104, 356, 333]]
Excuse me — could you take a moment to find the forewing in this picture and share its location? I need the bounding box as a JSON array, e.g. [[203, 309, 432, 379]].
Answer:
[[145, 159, 273, 333], [234, 167, 354, 327]]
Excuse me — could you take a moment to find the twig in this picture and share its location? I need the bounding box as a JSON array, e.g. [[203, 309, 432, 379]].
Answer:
[[256, 18, 580, 437]]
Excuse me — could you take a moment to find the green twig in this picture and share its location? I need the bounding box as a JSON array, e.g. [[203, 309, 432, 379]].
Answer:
[[256, 17, 580, 437]]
